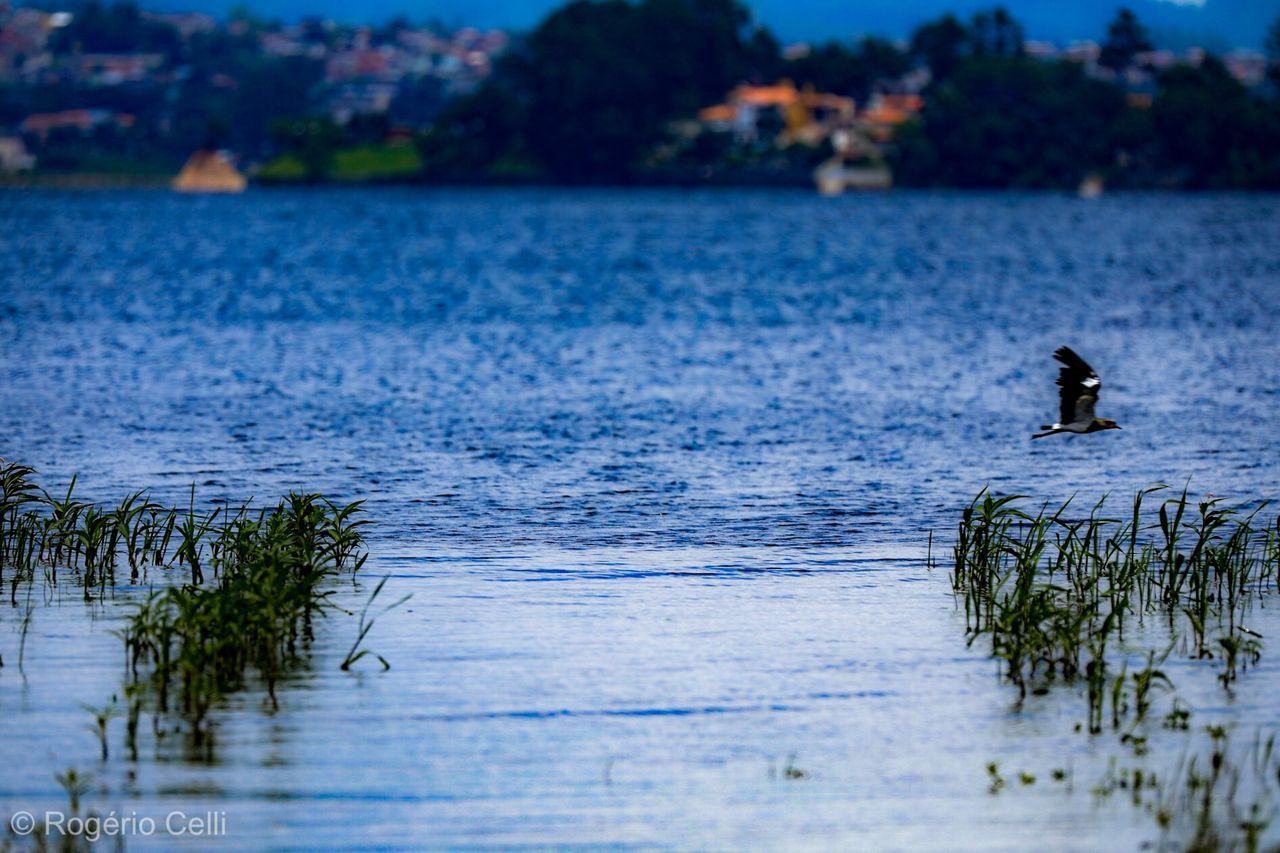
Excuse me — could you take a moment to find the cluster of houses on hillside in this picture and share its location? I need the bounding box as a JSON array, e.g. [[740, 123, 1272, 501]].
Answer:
[[674, 36, 1268, 191], [695, 81, 924, 147], [0, 0, 1273, 182], [678, 80, 922, 191], [0, 0, 507, 172], [0, 2, 506, 98], [687, 37, 1268, 152], [269, 22, 506, 122]]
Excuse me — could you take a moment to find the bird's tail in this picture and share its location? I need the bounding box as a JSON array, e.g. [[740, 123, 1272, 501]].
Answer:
[[1031, 425, 1058, 440]]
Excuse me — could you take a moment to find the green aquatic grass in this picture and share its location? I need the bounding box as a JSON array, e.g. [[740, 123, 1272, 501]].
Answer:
[[340, 574, 412, 672], [955, 484, 1280, 849], [1, 459, 371, 590], [952, 485, 1279, 724], [1, 459, 385, 747], [82, 699, 118, 762], [54, 767, 91, 815], [122, 492, 371, 743]]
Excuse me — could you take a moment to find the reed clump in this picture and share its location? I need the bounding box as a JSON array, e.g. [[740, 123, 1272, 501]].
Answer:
[[1, 459, 187, 600], [1, 459, 375, 744], [956, 486, 1280, 848], [1, 458, 367, 592], [952, 486, 1279, 728], [122, 492, 369, 742]]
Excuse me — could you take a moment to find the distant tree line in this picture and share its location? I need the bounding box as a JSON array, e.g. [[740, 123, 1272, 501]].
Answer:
[[893, 8, 1280, 188], [5, 0, 1280, 187], [424, 0, 1280, 188], [421, 0, 921, 183]]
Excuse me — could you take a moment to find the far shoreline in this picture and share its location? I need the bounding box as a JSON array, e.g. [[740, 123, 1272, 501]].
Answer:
[[5, 178, 1280, 196]]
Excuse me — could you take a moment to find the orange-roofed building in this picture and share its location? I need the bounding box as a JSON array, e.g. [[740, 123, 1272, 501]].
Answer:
[[731, 82, 800, 107], [860, 105, 909, 125], [881, 94, 923, 113], [860, 93, 923, 127], [697, 104, 737, 124], [858, 93, 924, 142], [698, 80, 854, 145]]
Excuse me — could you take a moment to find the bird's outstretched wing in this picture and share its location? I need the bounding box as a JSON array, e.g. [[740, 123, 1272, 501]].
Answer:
[[1053, 346, 1101, 424]]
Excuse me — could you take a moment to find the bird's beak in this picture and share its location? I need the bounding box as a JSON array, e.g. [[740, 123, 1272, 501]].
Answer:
[[1114, 425, 1122, 430]]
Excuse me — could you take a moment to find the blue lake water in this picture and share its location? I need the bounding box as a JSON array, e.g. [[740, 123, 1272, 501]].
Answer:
[[1, 188, 1279, 849]]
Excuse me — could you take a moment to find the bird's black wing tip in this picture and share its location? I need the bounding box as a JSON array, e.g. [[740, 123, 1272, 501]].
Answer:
[[1053, 346, 1096, 376], [1053, 345, 1080, 364]]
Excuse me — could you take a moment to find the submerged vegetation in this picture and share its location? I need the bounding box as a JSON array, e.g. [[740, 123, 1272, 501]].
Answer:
[[1093, 727, 1280, 852], [0, 458, 392, 749], [950, 484, 1280, 848], [122, 491, 371, 744], [953, 485, 1278, 715]]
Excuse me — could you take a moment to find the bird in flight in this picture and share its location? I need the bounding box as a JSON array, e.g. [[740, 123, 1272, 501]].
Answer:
[[1032, 347, 1122, 439]]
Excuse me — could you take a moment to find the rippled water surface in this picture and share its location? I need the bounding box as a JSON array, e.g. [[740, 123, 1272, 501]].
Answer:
[[2, 189, 1279, 849]]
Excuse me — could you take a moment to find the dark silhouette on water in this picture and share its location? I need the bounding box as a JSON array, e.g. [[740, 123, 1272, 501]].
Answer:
[[1032, 346, 1122, 439]]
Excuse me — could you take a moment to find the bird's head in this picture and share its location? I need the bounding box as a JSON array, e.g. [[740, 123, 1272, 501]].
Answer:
[[1096, 419, 1121, 431]]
